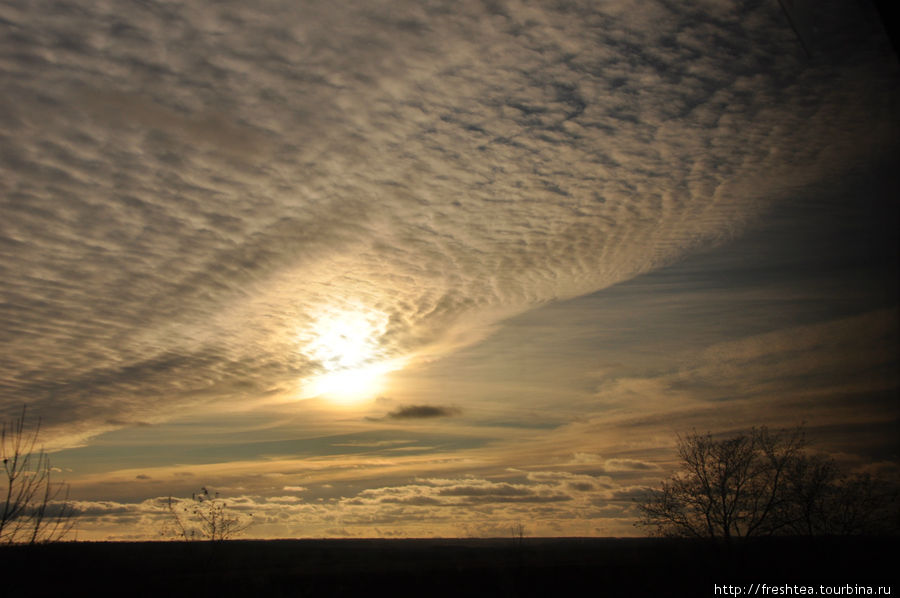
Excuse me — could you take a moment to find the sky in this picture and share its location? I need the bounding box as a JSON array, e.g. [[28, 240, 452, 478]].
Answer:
[[1, 0, 898, 540]]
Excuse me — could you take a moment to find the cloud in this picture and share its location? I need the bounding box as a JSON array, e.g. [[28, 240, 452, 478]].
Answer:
[[58, 297, 896, 530], [387, 405, 461, 419], [333, 439, 410, 446], [66, 472, 634, 539], [1, 0, 897, 443], [518, 308, 900, 471], [354, 477, 579, 507]]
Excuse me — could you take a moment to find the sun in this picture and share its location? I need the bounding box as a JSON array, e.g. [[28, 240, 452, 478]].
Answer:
[[297, 309, 400, 405], [305, 362, 393, 405]]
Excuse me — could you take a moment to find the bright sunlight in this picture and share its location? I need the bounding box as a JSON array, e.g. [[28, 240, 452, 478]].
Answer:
[[297, 308, 399, 405]]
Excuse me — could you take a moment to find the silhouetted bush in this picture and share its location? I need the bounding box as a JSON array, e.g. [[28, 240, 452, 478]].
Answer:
[[163, 487, 253, 541]]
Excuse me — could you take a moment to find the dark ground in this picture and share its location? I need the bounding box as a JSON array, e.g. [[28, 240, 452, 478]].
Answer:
[[4, 536, 897, 597]]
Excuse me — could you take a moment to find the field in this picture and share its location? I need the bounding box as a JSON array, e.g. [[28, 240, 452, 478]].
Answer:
[[4, 536, 896, 597]]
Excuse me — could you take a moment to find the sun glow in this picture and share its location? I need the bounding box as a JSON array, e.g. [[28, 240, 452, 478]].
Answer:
[[305, 362, 396, 405], [297, 308, 400, 405]]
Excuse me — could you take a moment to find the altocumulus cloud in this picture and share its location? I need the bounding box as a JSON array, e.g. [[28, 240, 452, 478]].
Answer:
[[1, 0, 897, 441]]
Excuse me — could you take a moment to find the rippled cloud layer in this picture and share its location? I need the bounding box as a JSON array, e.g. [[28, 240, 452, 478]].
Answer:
[[2, 1, 898, 445]]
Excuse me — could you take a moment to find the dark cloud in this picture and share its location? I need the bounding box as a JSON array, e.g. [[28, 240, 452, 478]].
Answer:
[[352, 476, 580, 510], [388, 405, 460, 419], [567, 482, 594, 492], [378, 496, 442, 506], [437, 483, 531, 497], [68, 501, 141, 517], [602, 459, 659, 473]]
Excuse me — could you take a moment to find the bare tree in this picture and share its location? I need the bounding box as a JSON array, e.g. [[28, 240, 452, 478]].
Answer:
[[636, 426, 899, 540], [636, 427, 804, 543], [778, 453, 839, 536], [823, 473, 899, 535], [1, 406, 75, 544], [164, 487, 252, 541]]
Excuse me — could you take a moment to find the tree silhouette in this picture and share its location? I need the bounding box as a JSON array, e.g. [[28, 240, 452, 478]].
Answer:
[[510, 521, 526, 548], [636, 426, 898, 541], [164, 487, 252, 541], [1, 406, 75, 544], [636, 427, 803, 543], [779, 453, 839, 536], [808, 471, 898, 535]]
